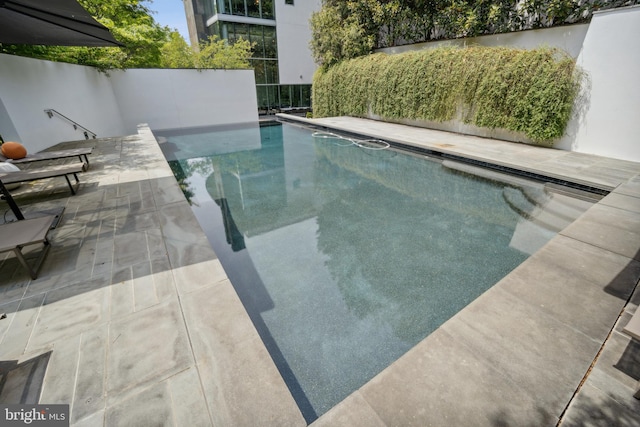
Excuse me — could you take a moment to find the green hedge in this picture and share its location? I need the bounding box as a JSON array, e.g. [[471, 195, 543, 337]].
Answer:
[[312, 46, 581, 144]]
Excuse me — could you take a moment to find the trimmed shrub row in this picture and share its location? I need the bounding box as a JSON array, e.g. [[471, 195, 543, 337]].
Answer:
[[312, 46, 581, 144]]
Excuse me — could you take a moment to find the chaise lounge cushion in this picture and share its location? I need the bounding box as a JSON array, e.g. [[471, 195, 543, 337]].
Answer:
[[1, 141, 27, 160], [0, 162, 21, 190]]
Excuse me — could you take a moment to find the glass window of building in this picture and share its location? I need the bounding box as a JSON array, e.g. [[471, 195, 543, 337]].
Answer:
[[262, 0, 274, 19], [231, 0, 245, 16], [263, 26, 277, 58], [216, 0, 275, 20], [250, 25, 265, 58], [251, 60, 267, 84]]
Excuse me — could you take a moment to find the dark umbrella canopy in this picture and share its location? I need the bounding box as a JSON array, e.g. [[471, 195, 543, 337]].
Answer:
[[0, 0, 121, 46]]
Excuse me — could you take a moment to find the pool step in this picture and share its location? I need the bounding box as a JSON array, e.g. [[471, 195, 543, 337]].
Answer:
[[504, 185, 597, 255], [504, 186, 595, 232]]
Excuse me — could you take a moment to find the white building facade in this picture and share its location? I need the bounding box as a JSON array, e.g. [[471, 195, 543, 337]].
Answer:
[[184, 0, 321, 113]]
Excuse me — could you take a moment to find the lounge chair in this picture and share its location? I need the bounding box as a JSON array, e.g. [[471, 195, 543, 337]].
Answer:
[[0, 163, 86, 195], [0, 147, 93, 168], [0, 215, 57, 279]]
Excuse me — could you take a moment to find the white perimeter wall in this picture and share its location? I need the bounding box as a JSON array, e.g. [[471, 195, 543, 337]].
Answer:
[[0, 54, 258, 153], [377, 6, 640, 162], [275, 0, 321, 84], [109, 68, 257, 131], [0, 54, 125, 153], [378, 24, 589, 59], [556, 6, 640, 161]]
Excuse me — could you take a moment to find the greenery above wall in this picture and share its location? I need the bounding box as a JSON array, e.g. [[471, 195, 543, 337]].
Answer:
[[0, 0, 253, 71], [310, 0, 640, 67], [312, 46, 580, 144]]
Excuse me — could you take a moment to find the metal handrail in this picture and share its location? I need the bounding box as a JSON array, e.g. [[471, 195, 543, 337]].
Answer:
[[44, 109, 97, 139]]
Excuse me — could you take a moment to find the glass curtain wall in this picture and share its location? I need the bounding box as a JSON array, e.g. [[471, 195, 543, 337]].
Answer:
[[215, 0, 274, 19], [208, 0, 312, 113]]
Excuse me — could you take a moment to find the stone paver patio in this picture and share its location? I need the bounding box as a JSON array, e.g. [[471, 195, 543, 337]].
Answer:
[[1, 117, 639, 426]]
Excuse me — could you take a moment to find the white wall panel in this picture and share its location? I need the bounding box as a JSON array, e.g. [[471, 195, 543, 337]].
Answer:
[[275, 0, 321, 84], [0, 54, 125, 153], [558, 6, 640, 161], [0, 55, 258, 153], [109, 68, 258, 131]]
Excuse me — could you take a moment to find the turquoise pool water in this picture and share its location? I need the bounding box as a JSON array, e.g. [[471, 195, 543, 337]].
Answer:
[[157, 121, 593, 422]]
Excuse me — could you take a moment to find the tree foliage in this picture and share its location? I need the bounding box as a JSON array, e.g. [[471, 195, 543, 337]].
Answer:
[[160, 31, 194, 68], [192, 36, 253, 70], [160, 35, 253, 69], [0, 0, 253, 71], [0, 0, 168, 70], [310, 0, 640, 67], [313, 46, 581, 144]]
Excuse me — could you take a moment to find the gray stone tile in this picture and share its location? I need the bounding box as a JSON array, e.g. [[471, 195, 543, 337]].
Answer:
[[441, 286, 601, 418], [181, 281, 305, 427], [560, 383, 640, 427], [615, 176, 640, 198], [106, 301, 192, 397], [92, 232, 115, 266], [24, 267, 94, 299], [582, 322, 640, 415], [116, 181, 142, 198], [91, 261, 112, 279], [311, 392, 385, 427], [169, 256, 227, 296], [0, 275, 29, 304], [28, 277, 110, 351], [0, 294, 45, 359], [40, 335, 81, 405], [0, 254, 32, 292], [0, 300, 20, 342], [150, 258, 176, 303], [163, 235, 217, 270], [38, 241, 82, 278], [109, 267, 134, 319], [560, 204, 640, 261], [499, 235, 640, 339], [146, 232, 169, 262], [168, 367, 212, 427], [593, 158, 640, 174], [73, 409, 104, 427], [72, 324, 108, 424], [114, 211, 161, 235], [150, 176, 187, 207], [360, 327, 556, 427], [113, 231, 150, 268], [131, 262, 158, 312], [105, 381, 175, 427], [578, 165, 639, 188], [540, 151, 600, 170], [599, 192, 640, 214], [157, 202, 210, 246]]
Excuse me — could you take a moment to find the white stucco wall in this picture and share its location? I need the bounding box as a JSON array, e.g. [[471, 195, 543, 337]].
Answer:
[[376, 7, 640, 162], [557, 6, 640, 161], [275, 0, 321, 84], [109, 68, 257, 132], [0, 54, 125, 153], [378, 24, 589, 59], [0, 55, 258, 152]]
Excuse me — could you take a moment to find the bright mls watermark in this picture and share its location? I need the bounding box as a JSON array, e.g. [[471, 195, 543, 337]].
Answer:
[[0, 405, 69, 426]]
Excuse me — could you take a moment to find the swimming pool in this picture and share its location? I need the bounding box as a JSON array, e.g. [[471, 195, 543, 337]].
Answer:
[[156, 121, 594, 422]]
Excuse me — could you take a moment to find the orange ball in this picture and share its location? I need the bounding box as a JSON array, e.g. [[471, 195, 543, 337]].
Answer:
[[1, 141, 27, 160]]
